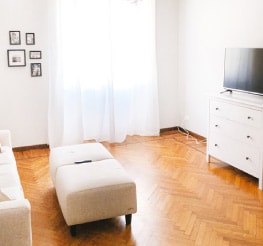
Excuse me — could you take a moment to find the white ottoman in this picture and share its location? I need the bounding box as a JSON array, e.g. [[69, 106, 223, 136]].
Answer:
[[49, 143, 137, 236]]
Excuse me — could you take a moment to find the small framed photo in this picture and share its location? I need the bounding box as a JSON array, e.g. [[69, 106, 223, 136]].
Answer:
[[26, 33, 35, 45], [7, 49, 26, 67], [29, 51, 41, 59], [9, 31, 21, 45], [31, 63, 42, 77]]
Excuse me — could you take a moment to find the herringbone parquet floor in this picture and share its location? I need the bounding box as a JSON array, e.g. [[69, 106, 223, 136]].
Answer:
[[14, 130, 263, 246]]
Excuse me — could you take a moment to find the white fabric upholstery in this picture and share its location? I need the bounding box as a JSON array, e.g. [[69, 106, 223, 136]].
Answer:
[[49, 143, 113, 184], [0, 147, 16, 165], [0, 130, 32, 246], [50, 143, 137, 227], [0, 165, 22, 188], [0, 191, 9, 201], [0, 199, 32, 246], [0, 130, 12, 147], [0, 162, 24, 200]]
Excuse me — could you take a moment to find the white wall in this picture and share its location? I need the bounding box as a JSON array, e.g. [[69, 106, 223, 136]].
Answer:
[[178, 0, 263, 137], [0, 0, 49, 147], [156, 0, 179, 129]]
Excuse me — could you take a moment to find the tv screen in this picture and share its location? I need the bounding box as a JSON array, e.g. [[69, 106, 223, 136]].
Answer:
[[224, 48, 263, 95]]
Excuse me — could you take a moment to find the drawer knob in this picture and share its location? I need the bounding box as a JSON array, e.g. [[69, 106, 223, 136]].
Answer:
[[246, 157, 249, 160], [247, 136, 251, 139], [247, 116, 252, 120], [214, 144, 218, 147], [215, 124, 218, 127], [215, 107, 219, 111]]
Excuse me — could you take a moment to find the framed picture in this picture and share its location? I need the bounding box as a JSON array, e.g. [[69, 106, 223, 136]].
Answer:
[[9, 31, 21, 45], [26, 33, 35, 45], [29, 51, 41, 59], [31, 63, 42, 77], [7, 49, 26, 67]]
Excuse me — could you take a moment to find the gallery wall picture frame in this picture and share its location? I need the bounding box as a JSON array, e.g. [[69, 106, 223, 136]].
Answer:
[[26, 33, 35, 45], [29, 51, 41, 59], [31, 63, 42, 77], [9, 31, 21, 45], [7, 49, 26, 67]]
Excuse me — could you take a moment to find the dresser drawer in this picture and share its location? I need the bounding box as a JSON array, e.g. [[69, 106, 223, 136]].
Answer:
[[209, 134, 260, 178], [210, 99, 262, 128], [210, 116, 262, 146]]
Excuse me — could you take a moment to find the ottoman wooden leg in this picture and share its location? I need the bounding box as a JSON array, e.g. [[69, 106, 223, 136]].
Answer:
[[125, 214, 132, 225], [70, 225, 77, 237]]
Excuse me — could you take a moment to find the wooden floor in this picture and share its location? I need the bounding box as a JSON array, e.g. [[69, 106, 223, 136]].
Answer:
[[14, 130, 263, 246]]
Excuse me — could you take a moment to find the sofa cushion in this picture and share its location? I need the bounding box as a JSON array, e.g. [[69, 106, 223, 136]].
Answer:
[[0, 165, 22, 188], [0, 187, 24, 200], [50, 143, 113, 184], [0, 147, 16, 165], [0, 164, 24, 200], [0, 191, 10, 202]]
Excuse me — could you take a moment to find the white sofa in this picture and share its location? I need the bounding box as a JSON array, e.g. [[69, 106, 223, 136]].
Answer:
[[0, 130, 32, 246]]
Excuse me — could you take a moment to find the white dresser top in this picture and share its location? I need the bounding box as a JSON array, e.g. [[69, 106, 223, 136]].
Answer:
[[212, 91, 263, 108]]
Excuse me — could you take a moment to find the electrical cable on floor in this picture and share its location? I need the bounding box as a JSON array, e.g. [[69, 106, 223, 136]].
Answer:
[[177, 126, 207, 145]]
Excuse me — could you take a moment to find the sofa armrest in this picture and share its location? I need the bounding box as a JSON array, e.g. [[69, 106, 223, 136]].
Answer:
[[0, 130, 12, 147], [0, 199, 32, 246]]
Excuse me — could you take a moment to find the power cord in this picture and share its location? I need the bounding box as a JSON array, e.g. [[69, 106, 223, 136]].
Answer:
[[177, 126, 207, 145]]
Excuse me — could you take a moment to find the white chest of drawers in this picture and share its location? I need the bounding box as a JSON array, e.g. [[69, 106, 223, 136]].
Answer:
[[207, 93, 263, 189]]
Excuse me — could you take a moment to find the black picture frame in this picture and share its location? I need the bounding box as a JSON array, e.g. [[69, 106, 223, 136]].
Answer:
[[7, 49, 26, 67], [29, 51, 41, 59], [31, 63, 42, 77], [9, 31, 21, 45], [26, 33, 35, 45]]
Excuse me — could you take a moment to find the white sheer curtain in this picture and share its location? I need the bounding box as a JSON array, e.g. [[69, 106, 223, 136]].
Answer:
[[48, 0, 159, 147]]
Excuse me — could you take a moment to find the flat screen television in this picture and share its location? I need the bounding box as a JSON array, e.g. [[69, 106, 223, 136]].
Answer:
[[223, 48, 263, 96]]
